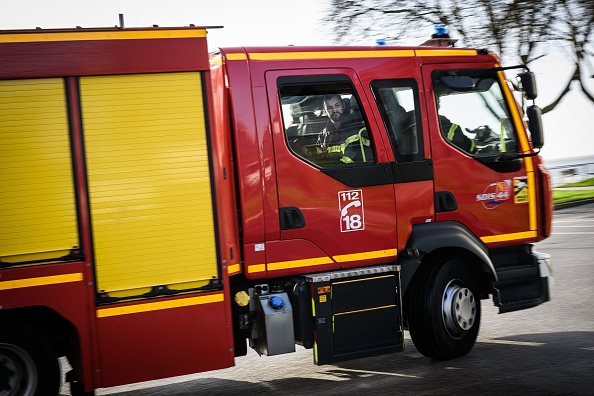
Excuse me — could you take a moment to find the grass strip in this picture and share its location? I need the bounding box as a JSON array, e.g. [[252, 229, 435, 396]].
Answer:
[[553, 189, 594, 205]]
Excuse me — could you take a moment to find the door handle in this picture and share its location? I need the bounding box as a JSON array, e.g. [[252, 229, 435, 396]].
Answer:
[[435, 191, 458, 213], [280, 207, 306, 230]]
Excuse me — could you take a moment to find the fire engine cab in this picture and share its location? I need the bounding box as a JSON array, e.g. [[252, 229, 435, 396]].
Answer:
[[0, 25, 553, 395]]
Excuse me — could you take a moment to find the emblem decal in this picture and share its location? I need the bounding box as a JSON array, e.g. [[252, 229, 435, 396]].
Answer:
[[476, 180, 511, 209], [339, 189, 365, 232], [514, 177, 529, 203]]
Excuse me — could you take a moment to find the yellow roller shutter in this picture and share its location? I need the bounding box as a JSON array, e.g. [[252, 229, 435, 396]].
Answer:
[[81, 72, 218, 296], [0, 79, 78, 264]]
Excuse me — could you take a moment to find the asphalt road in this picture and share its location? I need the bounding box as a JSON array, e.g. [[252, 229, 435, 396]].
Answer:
[[63, 204, 594, 395]]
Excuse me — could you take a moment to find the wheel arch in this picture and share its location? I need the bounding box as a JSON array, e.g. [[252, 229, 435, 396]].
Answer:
[[402, 221, 497, 296], [0, 311, 68, 395], [0, 306, 79, 359]]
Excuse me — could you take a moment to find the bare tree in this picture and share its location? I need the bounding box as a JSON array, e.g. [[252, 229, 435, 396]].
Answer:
[[541, 0, 594, 112], [327, 0, 594, 113]]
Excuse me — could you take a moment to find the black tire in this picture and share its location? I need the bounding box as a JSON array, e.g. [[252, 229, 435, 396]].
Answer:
[[407, 257, 481, 359], [0, 319, 61, 396]]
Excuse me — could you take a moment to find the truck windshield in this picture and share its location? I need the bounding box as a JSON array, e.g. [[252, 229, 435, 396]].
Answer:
[[435, 75, 519, 156]]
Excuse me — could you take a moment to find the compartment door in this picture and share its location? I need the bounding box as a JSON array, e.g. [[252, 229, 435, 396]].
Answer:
[[0, 78, 79, 265], [81, 72, 219, 298]]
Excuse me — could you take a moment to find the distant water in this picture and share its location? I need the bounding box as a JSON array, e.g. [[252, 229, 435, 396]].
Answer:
[[543, 155, 594, 185]]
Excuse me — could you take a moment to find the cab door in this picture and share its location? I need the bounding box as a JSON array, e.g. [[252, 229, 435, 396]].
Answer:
[[263, 69, 398, 277], [422, 63, 536, 245]]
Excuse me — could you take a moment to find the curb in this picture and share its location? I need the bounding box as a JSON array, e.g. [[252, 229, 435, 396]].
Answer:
[[554, 198, 594, 210]]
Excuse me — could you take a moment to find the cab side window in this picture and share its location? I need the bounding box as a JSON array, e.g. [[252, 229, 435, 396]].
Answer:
[[371, 80, 423, 162], [279, 79, 374, 168]]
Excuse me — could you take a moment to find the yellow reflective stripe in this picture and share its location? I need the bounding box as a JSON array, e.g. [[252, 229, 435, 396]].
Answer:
[[339, 128, 371, 163], [528, 171, 537, 230], [247, 264, 266, 273], [343, 130, 370, 147], [267, 256, 333, 271], [328, 144, 344, 153], [497, 71, 536, 230], [359, 141, 366, 162], [248, 50, 415, 61], [415, 49, 477, 57], [264, 249, 397, 271], [448, 123, 458, 140], [209, 55, 223, 67], [97, 293, 224, 318], [333, 304, 396, 316], [260, 248, 399, 272], [0, 29, 206, 44], [480, 231, 537, 244], [226, 53, 247, 61], [333, 274, 394, 286], [470, 139, 476, 153], [333, 248, 398, 263], [227, 263, 241, 274], [344, 134, 360, 145], [358, 128, 369, 161], [0, 273, 83, 291]]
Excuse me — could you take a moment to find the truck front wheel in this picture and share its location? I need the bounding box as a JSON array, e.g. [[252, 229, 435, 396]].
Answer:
[[0, 320, 60, 396], [407, 257, 481, 359]]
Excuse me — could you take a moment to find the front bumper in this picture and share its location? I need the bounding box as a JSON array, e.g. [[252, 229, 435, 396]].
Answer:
[[535, 251, 554, 302], [491, 247, 554, 314]]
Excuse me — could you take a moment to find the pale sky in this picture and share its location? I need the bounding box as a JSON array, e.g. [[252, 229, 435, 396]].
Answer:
[[2, 0, 593, 160]]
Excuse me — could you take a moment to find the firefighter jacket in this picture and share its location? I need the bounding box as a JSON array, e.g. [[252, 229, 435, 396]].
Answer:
[[315, 117, 372, 165], [439, 115, 476, 154]]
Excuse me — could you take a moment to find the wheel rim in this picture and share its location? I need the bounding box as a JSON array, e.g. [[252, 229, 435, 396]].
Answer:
[[442, 280, 476, 338], [0, 343, 37, 396]]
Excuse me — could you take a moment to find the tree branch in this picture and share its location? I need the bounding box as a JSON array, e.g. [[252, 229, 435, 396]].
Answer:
[[542, 66, 577, 113]]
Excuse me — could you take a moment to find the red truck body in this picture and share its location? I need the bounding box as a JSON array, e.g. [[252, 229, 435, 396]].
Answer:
[[0, 26, 553, 395]]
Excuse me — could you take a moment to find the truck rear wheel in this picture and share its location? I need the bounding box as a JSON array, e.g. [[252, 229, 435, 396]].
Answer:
[[407, 257, 481, 359], [0, 320, 60, 396]]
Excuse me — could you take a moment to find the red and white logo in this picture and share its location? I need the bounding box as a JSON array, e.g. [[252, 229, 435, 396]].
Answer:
[[476, 180, 511, 209], [338, 190, 365, 232]]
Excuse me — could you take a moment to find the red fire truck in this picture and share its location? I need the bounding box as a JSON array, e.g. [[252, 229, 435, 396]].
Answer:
[[0, 25, 553, 395]]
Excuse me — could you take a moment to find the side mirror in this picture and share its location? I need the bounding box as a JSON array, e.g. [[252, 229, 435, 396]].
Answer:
[[518, 72, 537, 100], [527, 105, 544, 148]]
